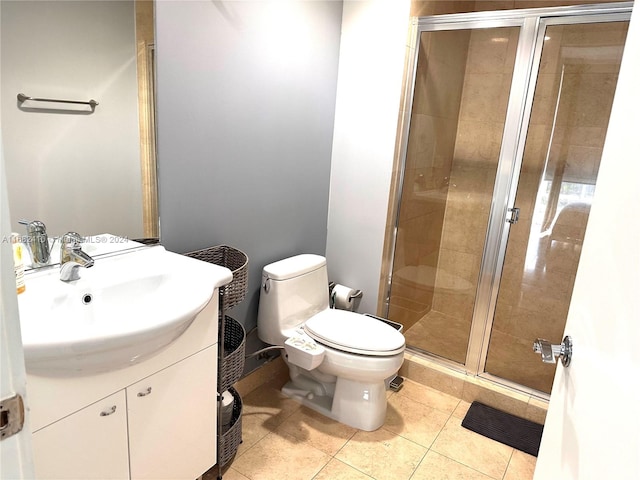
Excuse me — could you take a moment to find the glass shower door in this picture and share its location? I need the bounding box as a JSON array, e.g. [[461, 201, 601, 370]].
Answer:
[[484, 20, 629, 393], [389, 24, 520, 364]]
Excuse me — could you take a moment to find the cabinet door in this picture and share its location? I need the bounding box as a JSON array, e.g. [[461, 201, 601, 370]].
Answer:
[[127, 346, 217, 480], [32, 390, 129, 480]]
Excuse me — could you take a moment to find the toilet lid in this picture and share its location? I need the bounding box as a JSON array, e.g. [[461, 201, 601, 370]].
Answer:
[[304, 310, 405, 356]]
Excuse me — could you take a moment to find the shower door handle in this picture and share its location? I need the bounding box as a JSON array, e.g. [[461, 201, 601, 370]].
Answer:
[[507, 207, 520, 224], [533, 336, 572, 367]]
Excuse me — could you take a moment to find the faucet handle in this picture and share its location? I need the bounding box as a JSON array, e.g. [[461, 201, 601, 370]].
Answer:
[[60, 232, 83, 264], [18, 219, 50, 267], [60, 232, 94, 270], [19, 219, 46, 233], [61, 232, 84, 247]]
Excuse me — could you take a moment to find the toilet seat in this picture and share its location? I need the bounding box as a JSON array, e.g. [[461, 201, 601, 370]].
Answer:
[[304, 309, 405, 356]]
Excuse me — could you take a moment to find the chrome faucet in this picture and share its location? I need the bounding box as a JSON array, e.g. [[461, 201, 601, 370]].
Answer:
[[19, 219, 51, 267], [60, 232, 94, 282]]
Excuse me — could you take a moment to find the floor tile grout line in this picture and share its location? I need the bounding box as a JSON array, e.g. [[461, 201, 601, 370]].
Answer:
[[501, 449, 516, 480], [227, 393, 310, 473], [395, 380, 464, 416], [334, 424, 429, 480], [232, 410, 288, 461], [320, 457, 376, 480], [431, 409, 517, 480], [231, 429, 333, 480], [379, 424, 438, 452], [426, 404, 507, 479], [234, 391, 304, 459], [331, 427, 359, 459], [427, 450, 507, 480], [308, 455, 333, 480], [383, 391, 460, 454], [428, 404, 457, 450], [407, 446, 432, 480]]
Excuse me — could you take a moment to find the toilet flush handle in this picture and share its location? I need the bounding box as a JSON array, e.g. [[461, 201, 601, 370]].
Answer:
[[262, 276, 271, 293]]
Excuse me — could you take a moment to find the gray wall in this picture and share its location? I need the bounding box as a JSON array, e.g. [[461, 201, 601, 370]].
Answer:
[[155, 1, 342, 366]]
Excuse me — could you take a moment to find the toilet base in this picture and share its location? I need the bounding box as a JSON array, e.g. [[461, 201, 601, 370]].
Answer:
[[281, 376, 388, 431]]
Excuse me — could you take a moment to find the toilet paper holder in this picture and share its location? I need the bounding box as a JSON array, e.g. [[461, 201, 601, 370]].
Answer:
[[328, 282, 363, 299], [328, 282, 362, 308], [349, 289, 363, 300]]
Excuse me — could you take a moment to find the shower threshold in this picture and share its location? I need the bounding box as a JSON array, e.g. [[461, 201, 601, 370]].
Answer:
[[401, 349, 550, 423]]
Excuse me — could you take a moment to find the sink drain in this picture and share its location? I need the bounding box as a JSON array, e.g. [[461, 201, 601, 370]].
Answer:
[[82, 293, 93, 305]]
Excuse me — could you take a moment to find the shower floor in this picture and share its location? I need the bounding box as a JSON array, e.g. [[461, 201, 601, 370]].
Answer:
[[403, 309, 472, 365]]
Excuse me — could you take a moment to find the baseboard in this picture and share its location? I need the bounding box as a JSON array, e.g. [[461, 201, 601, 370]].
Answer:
[[234, 356, 289, 397]]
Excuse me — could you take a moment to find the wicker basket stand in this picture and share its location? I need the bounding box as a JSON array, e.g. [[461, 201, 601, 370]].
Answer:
[[184, 245, 248, 479]]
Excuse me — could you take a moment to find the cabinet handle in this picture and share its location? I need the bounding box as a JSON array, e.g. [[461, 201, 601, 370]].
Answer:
[[137, 387, 152, 397], [100, 406, 117, 417]]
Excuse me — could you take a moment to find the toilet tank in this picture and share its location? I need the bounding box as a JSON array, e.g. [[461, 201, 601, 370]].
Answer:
[[257, 254, 330, 346]]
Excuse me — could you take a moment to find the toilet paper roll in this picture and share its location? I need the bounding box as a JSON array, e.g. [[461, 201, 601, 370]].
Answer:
[[220, 390, 234, 427], [332, 284, 357, 311]]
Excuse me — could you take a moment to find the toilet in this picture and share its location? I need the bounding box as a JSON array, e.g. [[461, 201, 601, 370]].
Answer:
[[257, 254, 405, 431]]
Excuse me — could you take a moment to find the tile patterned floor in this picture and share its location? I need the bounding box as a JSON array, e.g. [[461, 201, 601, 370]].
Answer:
[[206, 378, 537, 480]]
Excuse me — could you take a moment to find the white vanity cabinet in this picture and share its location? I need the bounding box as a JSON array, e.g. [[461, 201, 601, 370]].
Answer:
[[32, 346, 217, 480], [127, 346, 217, 480], [22, 247, 232, 479], [32, 391, 130, 480]]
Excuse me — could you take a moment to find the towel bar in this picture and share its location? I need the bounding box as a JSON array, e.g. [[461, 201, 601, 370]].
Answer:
[[17, 93, 98, 109]]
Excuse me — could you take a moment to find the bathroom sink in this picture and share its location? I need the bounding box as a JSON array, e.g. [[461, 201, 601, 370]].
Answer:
[[19, 245, 232, 376]]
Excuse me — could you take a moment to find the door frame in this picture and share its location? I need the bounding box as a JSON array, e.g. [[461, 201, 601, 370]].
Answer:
[[385, 1, 634, 397], [0, 138, 34, 477]]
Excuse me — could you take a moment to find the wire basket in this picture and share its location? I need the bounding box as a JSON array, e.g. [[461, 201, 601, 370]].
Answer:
[[220, 316, 246, 392], [184, 245, 248, 311], [219, 387, 243, 467]]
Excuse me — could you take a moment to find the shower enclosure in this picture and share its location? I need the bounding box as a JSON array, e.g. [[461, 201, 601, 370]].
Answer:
[[386, 2, 631, 395]]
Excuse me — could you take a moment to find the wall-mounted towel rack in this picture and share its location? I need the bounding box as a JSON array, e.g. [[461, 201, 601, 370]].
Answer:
[[17, 93, 98, 109]]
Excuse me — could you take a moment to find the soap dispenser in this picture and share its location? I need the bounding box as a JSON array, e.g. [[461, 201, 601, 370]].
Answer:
[[12, 233, 25, 294], [19, 220, 51, 267]]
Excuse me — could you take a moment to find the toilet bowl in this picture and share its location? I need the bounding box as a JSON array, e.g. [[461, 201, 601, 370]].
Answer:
[[257, 254, 405, 431]]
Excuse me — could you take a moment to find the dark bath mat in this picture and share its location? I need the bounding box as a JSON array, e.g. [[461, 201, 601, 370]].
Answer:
[[462, 401, 544, 457]]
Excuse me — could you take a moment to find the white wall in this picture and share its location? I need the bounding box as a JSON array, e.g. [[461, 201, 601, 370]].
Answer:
[[0, 1, 142, 239], [326, 0, 411, 314], [535, 4, 640, 478]]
